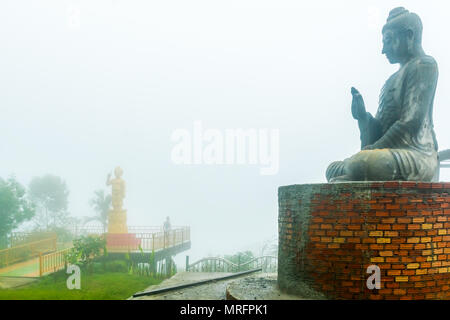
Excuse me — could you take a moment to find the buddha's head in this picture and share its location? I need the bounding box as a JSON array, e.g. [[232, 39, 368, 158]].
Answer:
[[114, 166, 123, 178], [382, 7, 423, 64]]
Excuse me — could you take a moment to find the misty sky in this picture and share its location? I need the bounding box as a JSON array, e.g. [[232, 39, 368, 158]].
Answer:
[[1, 0, 450, 264]]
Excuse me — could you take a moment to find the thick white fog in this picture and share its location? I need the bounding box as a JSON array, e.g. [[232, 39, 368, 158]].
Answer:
[[1, 0, 450, 265]]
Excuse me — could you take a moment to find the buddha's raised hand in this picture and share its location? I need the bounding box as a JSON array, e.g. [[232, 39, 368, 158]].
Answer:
[[351, 87, 367, 121]]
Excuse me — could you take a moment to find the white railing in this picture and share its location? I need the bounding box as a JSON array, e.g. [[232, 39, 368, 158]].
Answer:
[[188, 255, 277, 273]]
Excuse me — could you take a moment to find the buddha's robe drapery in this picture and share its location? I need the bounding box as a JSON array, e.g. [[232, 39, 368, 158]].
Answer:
[[326, 55, 439, 181]]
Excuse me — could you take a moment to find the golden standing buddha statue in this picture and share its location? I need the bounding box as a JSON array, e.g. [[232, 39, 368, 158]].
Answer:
[[106, 166, 128, 233]]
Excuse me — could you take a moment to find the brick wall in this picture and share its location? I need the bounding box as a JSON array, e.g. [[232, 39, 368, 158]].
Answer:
[[278, 182, 450, 300]]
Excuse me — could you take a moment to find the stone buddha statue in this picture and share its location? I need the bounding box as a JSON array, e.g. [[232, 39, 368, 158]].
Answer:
[[326, 7, 439, 182]]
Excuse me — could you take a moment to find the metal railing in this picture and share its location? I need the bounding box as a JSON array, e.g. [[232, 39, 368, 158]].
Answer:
[[71, 226, 187, 237], [188, 257, 240, 273], [187, 255, 277, 273], [239, 256, 278, 272], [106, 227, 190, 252], [435, 149, 450, 181]]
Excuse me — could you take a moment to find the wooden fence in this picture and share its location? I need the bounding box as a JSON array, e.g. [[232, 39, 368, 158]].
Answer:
[[10, 232, 57, 248], [39, 248, 71, 277], [1, 227, 191, 276], [0, 236, 57, 268]]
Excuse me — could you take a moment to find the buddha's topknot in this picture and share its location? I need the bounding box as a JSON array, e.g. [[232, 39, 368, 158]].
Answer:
[[383, 7, 423, 44], [387, 7, 409, 22]]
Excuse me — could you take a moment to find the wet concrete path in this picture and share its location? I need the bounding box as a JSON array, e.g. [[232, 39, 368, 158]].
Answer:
[[131, 272, 239, 300], [130, 272, 304, 300]]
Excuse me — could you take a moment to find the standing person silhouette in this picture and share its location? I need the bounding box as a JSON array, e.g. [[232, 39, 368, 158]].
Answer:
[[163, 216, 171, 233]]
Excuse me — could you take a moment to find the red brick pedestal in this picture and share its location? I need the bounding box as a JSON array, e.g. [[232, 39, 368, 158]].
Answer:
[[106, 233, 141, 252], [278, 182, 450, 300]]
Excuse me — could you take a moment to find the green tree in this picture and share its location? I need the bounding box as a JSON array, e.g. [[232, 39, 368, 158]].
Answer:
[[86, 189, 111, 232], [224, 250, 255, 271], [260, 236, 278, 256], [28, 174, 70, 230], [0, 176, 35, 248]]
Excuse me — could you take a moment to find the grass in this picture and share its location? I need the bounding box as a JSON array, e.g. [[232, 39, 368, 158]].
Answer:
[[0, 267, 163, 300]]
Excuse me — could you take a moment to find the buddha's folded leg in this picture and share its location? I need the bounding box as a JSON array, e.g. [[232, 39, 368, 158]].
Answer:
[[326, 149, 403, 181], [326, 161, 346, 181], [388, 148, 438, 181], [344, 149, 401, 181], [326, 148, 437, 182]]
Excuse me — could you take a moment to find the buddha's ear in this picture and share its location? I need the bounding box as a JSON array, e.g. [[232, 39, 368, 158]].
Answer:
[[405, 29, 414, 41]]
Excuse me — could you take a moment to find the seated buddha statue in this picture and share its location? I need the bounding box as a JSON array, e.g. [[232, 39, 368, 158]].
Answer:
[[326, 7, 439, 182]]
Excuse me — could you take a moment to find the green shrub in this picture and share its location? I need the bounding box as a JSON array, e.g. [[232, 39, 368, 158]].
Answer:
[[92, 262, 105, 274], [66, 235, 106, 274], [106, 260, 128, 273]]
